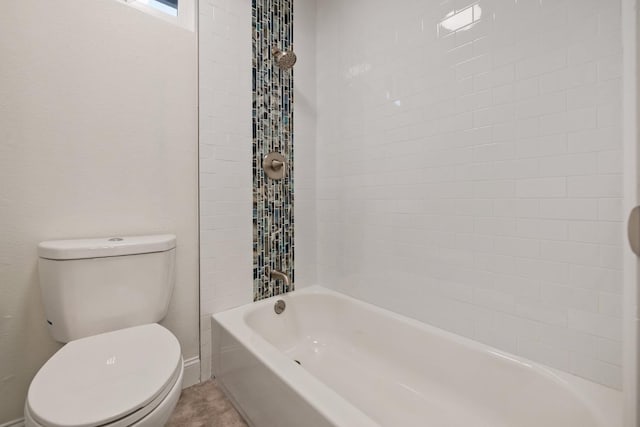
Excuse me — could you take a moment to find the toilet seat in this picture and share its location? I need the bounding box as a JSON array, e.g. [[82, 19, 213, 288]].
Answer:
[[26, 324, 182, 427]]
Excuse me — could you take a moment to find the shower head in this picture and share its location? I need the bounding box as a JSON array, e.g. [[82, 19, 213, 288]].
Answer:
[[273, 46, 297, 70]]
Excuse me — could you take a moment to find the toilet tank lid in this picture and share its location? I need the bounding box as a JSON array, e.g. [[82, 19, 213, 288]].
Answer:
[[38, 234, 176, 260]]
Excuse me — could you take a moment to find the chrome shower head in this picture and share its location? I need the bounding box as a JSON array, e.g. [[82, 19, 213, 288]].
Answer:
[[273, 46, 297, 70]]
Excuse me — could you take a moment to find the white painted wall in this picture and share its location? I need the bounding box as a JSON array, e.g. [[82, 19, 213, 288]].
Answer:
[[198, 0, 253, 381], [315, 0, 624, 389], [0, 0, 199, 423]]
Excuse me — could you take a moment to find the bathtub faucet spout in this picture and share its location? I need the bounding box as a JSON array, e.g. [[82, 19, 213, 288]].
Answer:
[[270, 269, 291, 288]]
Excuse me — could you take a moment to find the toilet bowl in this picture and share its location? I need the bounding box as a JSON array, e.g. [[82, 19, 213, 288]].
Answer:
[[25, 324, 183, 427]]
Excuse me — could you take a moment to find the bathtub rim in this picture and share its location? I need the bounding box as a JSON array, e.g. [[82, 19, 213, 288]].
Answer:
[[212, 285, 622, 427]]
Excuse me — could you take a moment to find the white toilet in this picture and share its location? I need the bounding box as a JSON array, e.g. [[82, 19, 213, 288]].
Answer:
[[25, 234, 184, 427]]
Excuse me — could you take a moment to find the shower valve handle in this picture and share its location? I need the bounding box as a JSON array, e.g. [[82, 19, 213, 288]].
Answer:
[[263, 152, 286, 180]]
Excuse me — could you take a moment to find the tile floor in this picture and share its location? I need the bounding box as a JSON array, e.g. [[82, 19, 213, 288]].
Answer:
[[167, 380, 248, 427]]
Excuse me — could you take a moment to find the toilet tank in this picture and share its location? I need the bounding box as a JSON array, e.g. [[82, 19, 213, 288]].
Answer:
[[37, 234, 176, 343]]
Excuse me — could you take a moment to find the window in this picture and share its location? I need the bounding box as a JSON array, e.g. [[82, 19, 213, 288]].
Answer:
[[141, 0, 178, 17], [123, 0, 195, 30]]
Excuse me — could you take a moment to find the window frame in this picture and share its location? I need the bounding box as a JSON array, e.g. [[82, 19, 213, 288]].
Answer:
[[123, 0, 195, 31]]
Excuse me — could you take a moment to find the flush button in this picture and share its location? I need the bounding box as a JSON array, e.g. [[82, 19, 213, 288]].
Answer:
[[108, 237, 123, 242]]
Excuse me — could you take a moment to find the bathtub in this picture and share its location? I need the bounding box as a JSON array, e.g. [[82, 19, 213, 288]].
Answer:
[[212, 286, 622, 427]]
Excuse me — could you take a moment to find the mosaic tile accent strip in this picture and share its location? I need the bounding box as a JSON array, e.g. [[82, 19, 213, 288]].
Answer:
[[252, 0, 294, 300]]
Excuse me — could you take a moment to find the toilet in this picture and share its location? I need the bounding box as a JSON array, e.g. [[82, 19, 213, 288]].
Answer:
[[25, 234, 184, 427]]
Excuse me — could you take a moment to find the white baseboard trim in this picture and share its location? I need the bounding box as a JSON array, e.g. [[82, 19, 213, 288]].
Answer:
[[0, 418, 24, 427], [183, 356, 201, 388]]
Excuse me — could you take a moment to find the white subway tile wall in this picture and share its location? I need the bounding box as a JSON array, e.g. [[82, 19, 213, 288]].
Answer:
[[315, 0, 623, 388], [198, 0, 253, 380], [293, 0, 319, 288]]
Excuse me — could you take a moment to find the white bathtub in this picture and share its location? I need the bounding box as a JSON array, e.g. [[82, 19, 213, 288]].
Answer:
[[212, 286, 622, 427]]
